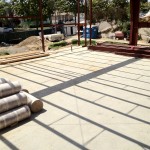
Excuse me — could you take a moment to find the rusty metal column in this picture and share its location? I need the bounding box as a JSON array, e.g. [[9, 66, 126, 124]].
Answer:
[[129, 0, 140, 46], [84, 0, 87, 47], [89, 0, 93, 45], [55, 12, 57, 33], [39, 0, 45, 52], [77, 0, 80, 46]]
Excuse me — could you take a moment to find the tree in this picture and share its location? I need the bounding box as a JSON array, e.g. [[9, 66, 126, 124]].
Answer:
[[55, 0, 84, 23], [92, 0, 129, 30], [0, 0, 11, 16], [140, 1, 150, 13], [12, 0, 55, 18], [0, 1, 13, 27], [12, 0, 55, 29]]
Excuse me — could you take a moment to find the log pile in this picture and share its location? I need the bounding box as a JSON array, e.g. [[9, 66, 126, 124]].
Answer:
[[0, 78, 43, 130]]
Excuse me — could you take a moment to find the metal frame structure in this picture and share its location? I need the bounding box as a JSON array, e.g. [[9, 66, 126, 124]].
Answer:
[[87, 0, 150, 46], [1, 0, 150, 53]]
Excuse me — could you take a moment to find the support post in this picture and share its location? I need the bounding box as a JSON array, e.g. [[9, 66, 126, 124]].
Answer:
[[129, 0, 140, 46], [55, 12, 57, 33], [77, 0, 80, 46], [39, 0, 45, 52], [84, 0, 87, 47], [89, 0, 93, 45]]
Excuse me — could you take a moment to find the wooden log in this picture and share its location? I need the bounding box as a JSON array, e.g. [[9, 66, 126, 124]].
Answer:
[[22, 92, 43, 113], [0, 78, 10, 84], [22, 89, 29, 93], [0, 81, 22, 98], [0, 105, 31, 130], [0, 92, 28, 113]]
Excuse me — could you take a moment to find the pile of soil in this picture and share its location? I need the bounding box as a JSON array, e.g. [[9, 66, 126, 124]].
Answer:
[[16, 36, 41, 47], [0, 36, 52, 55]]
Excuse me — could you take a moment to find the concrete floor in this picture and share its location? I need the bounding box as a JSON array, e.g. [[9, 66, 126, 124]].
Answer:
[[0, 46, 150, 150]]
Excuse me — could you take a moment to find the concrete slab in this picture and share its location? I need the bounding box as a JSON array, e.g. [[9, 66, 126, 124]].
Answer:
[[129, 106, 150, 122], [0, 46, 150, 150], [86, 130, 144, 150]]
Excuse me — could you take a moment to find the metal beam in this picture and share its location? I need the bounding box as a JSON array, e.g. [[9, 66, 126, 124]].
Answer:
[[77, 0, 80, 46], [84, 0, 87, 47], [89, 0, 93, 45], [39, 0, 45, 52], [129, 0, 140, 46]]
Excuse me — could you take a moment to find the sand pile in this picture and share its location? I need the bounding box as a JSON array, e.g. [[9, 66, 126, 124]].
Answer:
[[17, 36, 41, 47], [14, 36, 52, 51], [0, 36, 52, 55]]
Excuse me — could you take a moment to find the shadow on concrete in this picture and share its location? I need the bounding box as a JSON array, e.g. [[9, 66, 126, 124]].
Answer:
[[32, 58, 139, 97], [42, 99, 150, 149]]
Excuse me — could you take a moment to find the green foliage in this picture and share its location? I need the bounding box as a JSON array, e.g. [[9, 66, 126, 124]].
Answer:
[[80, 40, 97, 45], [140, 2, 150, 13], [55, 0, 83, 15], [71, 39, 78, 45], [71, 39, 97, 45], [0, 1, 12, 25], [0, 1, 11, 16], [12, 0, 55, 20], [117, 21, 130, 36], [93, 0, 129, 28], [0, 51, 9, 56], [49, 41, 67, 49]]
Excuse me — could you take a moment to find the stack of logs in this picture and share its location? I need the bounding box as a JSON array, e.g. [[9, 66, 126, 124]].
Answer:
[[0, 78, 43, 130]]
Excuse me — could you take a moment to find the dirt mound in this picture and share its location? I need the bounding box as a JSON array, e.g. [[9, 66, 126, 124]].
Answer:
[[15, 36, 52, 51], [17, 36, 41, 47]]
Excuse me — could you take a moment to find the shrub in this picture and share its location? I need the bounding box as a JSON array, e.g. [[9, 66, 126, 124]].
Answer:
[[72, 39, 97, 46], [0, 51, 9, 56], [81, 40, 97, 46], [49, 41, 67, 49], [71, 39, 78, 45]]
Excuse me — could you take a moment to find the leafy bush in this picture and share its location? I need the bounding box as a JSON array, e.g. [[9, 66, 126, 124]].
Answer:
[[71, 39, 78, 45], [72, 39, 97, 46], [72, 40, 96, 45], [0, 51, 9, 56], [49, 41, 67, 49]]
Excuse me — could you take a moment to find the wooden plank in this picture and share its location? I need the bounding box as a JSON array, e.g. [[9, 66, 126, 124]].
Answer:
[[0, 51, 41, 59], [0, 53, 49, 65], [0, 52, 46, 61]]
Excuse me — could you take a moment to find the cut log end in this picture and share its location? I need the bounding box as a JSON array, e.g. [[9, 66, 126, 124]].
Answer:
[[30, 100, 43, 113], [22, 89, 29, 93]]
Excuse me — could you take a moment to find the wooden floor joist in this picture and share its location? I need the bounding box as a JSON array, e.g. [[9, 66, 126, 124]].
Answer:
[[0, 51, 49, 65]]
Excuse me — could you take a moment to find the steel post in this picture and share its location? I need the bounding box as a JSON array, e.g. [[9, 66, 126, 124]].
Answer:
[[89, 0, 93, 45], [39, 0, 45, 52], [129, 0, 140, 46], [77, 0, 80, 46], [84, 0, 87, 47]]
